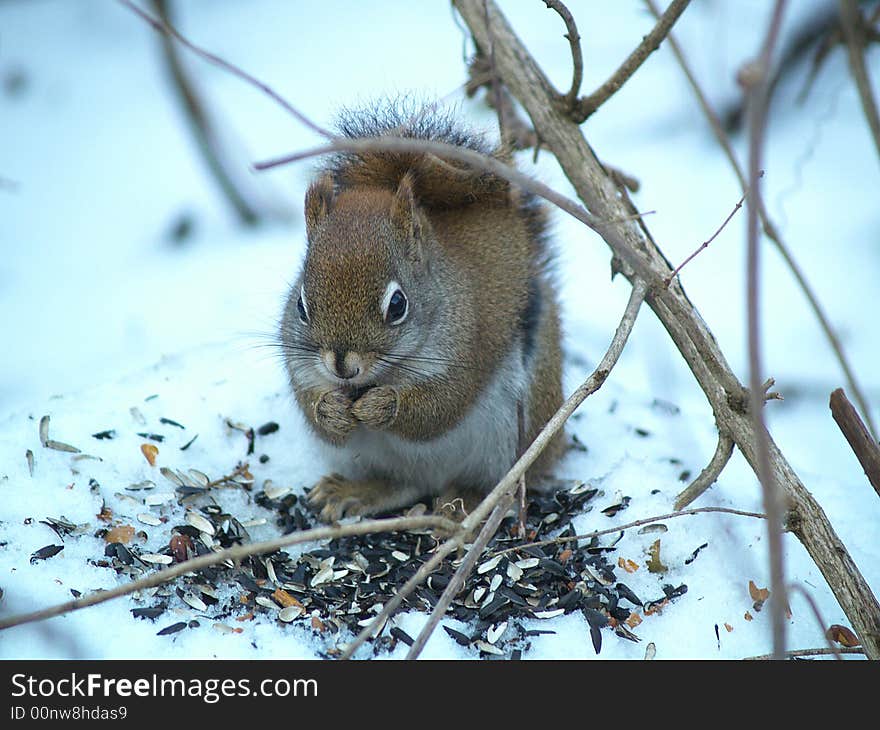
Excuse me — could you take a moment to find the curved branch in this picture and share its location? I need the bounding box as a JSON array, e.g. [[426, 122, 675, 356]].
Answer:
[[542, 0, 583, 105], [574, 0, 692, 121], [674, 432, 735, 510]]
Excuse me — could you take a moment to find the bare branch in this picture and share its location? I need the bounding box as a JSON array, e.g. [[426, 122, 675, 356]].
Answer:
[[674, 431, 735, 510], [830, 388, 880, 498], [788, 583, 843, 660], [0, 515, 458, 632], [741, 0, 790, 662], [490, 505, 766, 558], [118, 0, 332, 139], [542, 0, 583, 105], [743, 647, 863, 660], [839, 0, 880, 162], [665, 174, 759, 286], [574, 0, 693, 122], [645, 0, 878, 442]]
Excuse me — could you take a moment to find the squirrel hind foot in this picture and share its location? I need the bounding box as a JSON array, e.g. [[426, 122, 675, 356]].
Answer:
[[307, 473, 420, 523]]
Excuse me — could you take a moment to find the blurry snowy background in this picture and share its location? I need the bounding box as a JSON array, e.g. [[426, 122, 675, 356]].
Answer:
[[0, 0, 878, 659]]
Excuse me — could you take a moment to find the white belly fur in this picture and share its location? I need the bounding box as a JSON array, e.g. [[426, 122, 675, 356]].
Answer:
[[319, 346, 529, 496]]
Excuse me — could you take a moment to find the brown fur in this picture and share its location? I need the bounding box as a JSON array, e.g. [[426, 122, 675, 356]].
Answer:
[[280, 103, 564, 522]]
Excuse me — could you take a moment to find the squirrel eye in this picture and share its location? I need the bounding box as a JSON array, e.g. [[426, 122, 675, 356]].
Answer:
[[297, 286, 309, 323], [382, 283, 408, 325]]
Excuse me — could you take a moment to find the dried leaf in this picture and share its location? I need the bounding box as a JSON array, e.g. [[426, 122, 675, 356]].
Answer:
[[748, 580, 769, 611], [96, 505, 114, 523], [617, 557, 639, 573], [104, 525, 135, 544], [140, 443, 159, 466], [744, 611, 753, 621], [646, 539, 668, 574], [826, 624, 860, 648], [724, 623, 734, 633], [272, 589, 302, 609], [311, 615, 326, 632], [625, 612, 643, 628]]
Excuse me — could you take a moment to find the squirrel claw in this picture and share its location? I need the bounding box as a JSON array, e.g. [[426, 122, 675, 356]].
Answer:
[[307, 473, 396, 523]]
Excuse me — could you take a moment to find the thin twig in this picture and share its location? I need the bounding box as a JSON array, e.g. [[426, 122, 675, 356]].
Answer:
[[149, 0, 263, 226], [542, 0, 583, 105], [0, 515, 459, 632], [674, 432, 736, 510], [574, 0, 692, 121], [118, 0, 332, 139], [839, 0, 880, 162], [645, 0, 877, 442], [665, 173, 760, 286], [406, 492, 516, 659], [490, 505, 766, 558], [830, 388, 880, 498], [255, 136, 602, 233], [743, 647, 863, 660], [788, 583, 842, 660], [742, 0, 789, 661]]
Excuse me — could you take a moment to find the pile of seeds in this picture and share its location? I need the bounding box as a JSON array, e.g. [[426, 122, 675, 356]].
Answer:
[[32, 414, 690, 658]]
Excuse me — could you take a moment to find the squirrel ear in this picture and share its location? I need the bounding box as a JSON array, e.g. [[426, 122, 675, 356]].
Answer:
[[304, 173, 335, 238], [391, 173, 423, 259]]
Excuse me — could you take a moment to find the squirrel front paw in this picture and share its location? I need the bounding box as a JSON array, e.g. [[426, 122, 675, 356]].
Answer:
[[351, 385, 399, 430], [314, 389, 356, 440]]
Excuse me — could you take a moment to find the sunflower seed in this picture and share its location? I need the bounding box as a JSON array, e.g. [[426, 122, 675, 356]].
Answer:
[[140, 553, 173, 565], [156, 621, 187, 636], [477, 555, 501, 574], [255, 596, 277, 610], [185, 512, 215, 536], [263, 481, 291, 500], [473, 587, 487, 603], [39, 416, 50, 447], [130, 407, 147, 425], [506, 562, 523, 582], [279, 605, 304, 622], [515, 557, 540, 570], [213, 623, 235, 634], [160, 467, 184, 487], [311, 566, 334, 588], [46, 440, 80, 453], [188, 470, 210, 487], [126, 480, 155, 491], [489, 573, 503, 593], [137, 513, 162, 527], [644, 642, 656, 660], [390, 550, 408, 562], [182, 593, 207, 612], [533, 608, 565, 619], [143, 492, 175, 506], [486, 621, 507, 644], [25, 450, 34, 476], [239, 518, 267, 528], [637, 523, 668, 535], [474, 640, 504, 656]]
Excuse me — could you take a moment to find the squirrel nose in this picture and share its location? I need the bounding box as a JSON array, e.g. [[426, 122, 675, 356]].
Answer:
[[322, 350, 363, 380]]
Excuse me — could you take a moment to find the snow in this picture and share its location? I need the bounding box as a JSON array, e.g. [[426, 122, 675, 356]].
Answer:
[[1, 0, 878, 660]]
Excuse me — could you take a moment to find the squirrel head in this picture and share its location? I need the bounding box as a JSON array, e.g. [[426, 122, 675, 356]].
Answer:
[[284, 172, 449, 390]]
